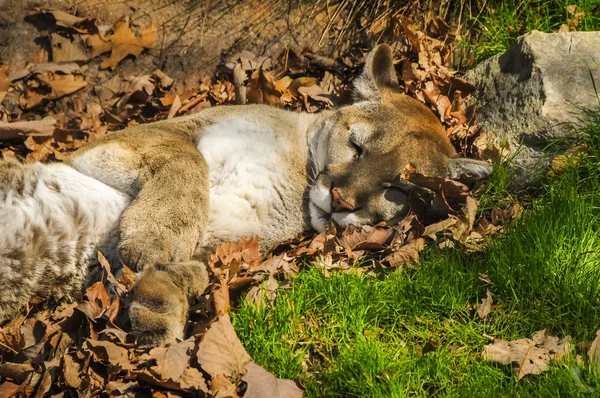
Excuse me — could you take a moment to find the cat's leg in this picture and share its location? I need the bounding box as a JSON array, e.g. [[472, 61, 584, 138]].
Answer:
[[129, 260, 209, 346], [68, 129, 210, 271], [68, 128, 211, 345]]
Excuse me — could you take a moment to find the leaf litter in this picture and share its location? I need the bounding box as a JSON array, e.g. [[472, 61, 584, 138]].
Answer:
[[0, 8, 536, 397]]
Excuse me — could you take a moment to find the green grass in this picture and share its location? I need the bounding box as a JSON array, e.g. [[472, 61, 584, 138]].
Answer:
[[233, 116, 600, 396], [462, 0, 600, 63]]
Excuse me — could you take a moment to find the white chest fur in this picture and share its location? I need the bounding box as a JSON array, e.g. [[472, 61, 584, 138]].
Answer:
[[197, 116, 307, 244]]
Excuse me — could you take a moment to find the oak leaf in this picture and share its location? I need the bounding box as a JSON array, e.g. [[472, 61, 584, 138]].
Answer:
[[86, 19, 156, 70], [484, 330, 571, 379]]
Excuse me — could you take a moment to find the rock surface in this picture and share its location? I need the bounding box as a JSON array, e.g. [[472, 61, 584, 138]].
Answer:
[[465, 30, 600, 186]]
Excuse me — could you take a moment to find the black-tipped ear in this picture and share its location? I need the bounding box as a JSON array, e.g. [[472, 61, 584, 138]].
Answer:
[[354, 44, 399, 102], [448, 158, 493, 181]]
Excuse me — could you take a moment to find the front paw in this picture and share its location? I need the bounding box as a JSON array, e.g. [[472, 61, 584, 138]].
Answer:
[[129, 266, 188, 347], [118, 209, 199, 272], [118, 227, 172, 272]]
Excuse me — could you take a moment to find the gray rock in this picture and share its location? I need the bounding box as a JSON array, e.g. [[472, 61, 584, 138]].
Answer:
[[465, 30, 600, 186]]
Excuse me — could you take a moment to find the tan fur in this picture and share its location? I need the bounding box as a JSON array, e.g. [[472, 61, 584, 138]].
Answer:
[[0, 45, 492, 345]]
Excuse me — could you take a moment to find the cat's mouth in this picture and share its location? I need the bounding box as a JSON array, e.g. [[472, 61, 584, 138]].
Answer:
[[308, 186, 361, 231]]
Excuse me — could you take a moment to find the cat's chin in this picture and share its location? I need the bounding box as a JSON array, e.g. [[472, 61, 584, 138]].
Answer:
[[309, 201, 330, 232]]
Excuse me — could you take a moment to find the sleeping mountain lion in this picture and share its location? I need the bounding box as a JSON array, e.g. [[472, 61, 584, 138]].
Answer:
[[0, 44, 492, 345]]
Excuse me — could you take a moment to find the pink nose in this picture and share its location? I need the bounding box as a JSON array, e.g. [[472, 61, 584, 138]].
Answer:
[[331, 188, 355, 212]]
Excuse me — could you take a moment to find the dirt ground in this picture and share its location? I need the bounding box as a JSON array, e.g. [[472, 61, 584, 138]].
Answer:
[[0, 0, 362, 81]]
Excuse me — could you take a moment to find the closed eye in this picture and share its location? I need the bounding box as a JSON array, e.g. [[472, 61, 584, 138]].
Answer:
[[350, 138, 363, 160]]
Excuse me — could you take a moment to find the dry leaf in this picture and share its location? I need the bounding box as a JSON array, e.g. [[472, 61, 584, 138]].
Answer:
[[247, 68, 282, 106], [177, 367, 209, 392], [0, 119, 57, 139], [385, 238, 425, 266], [476, 289, 493, 319], [0, 64, 10, 92], [211, 373, 239, 398], [242, 362, 303, 398], [0, 381, 20, 397], [588, 329, 600, 373], [148, 338, 195, 381], [20, 73, 87, 109], [85, 281, 111, 310], [196, 315, 252, 378], [484, 330, 571, 379], [42, 10, 98, 34], [62, 353, 82, 389], [338, 226, 393, 251], [86, 339, 134, 370], [86, 19, 156, 70], [51, 33, 90, 63]]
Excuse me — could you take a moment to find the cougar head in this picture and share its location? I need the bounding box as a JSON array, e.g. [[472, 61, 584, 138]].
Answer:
[[308, 44, 492, 232]]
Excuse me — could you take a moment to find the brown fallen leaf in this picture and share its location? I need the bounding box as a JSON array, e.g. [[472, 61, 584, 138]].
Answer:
[[484, 330, 571, 379], [245, 276, 279, 309], [0, 381, 20, 397], [247, 68, 283, 106], [213, 276, 231, 315], [384, 237, 425, 266], [106, 381, 139, 396], [153, 69, 174, 89], [450, 196, 479, 242], [119, 265, 138, 291], [10, 62, 80, 82], [148, 337, 195, 381], [97, 251, 126, 294], [62, 353, 82, 389], [168, 95, 182, 119], [243, 361, 303, 398], [27, 48, 49, 65], [86, 339, 134, 370], [196, 315, 252, 378], [211, 373, 239, 398], [0, 119, 57, 139], [51, 33, 90, 63], [0, 64, 10, 92], [177, 367, 209, 392], [0, 362, 34, 382], [40, 10, 98, 34], [86, 18, 156, 70], [85, 281, 111, 310], [476, 289, 493, 319], [587, 329, 600, 373], [338, 226, 393, 251], [19, 73, 87, 110], [422, 217, 457, 240], [134, 366, 208, 392]]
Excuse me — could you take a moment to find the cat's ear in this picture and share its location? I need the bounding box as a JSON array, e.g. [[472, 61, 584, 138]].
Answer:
[[354, 44, 400, 102], [447, 158, 493, 181]]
